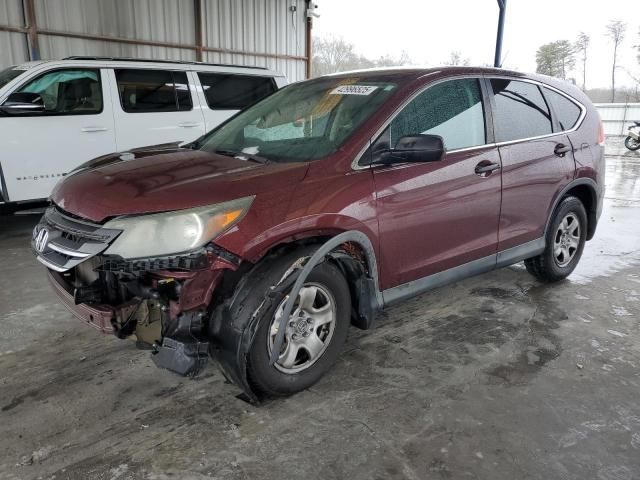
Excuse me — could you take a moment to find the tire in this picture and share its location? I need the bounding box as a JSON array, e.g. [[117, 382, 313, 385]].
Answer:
[[524, 195, 587, 283], [625, 136, 640, 151], [246, 257, 351, 397]]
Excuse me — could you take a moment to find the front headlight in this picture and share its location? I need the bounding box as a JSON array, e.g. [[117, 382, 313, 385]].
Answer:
[[103, 196, 254, 259]]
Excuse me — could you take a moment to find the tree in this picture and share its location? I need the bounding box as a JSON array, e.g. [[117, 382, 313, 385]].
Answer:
[[606, 20, 626, 102], [312, 36, 411, 77], [535, 40, 575, 79], [445, 51, 470, 66], [575, 32, 590, 90]]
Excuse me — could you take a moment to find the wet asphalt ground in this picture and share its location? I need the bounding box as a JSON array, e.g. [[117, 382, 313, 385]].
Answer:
[[0, 146, 639, 480]]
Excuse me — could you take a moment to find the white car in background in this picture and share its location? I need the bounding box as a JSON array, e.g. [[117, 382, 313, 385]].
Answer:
[[0, 56, 286, 208]]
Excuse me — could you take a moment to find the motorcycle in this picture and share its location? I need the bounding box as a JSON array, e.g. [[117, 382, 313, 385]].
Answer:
[[625, 121, 640, 151]]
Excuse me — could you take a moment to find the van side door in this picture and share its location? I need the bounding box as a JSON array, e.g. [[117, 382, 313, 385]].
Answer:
[[110, 68, 205, 151], [488, 78, 576, 252], [370, 77, 502, 293], [194, 72, 278, 132], [0, 66, 116, 202]]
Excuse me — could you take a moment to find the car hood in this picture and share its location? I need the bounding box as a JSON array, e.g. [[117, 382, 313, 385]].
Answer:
[[51, 146, 309, 223]]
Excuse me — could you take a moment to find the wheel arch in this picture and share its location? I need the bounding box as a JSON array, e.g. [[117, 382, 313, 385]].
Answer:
[[208, 230, 383, 403], [545, 178, 598, 241]]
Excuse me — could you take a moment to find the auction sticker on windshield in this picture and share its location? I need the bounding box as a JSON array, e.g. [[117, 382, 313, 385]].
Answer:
[[330, 85, 378, 95]]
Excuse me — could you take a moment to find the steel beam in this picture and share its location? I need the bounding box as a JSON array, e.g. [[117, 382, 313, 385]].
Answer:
[[494, 0, 507, 68]]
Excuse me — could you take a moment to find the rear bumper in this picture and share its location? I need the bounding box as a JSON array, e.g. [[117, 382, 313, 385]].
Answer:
[[47, 269, 115, 334]]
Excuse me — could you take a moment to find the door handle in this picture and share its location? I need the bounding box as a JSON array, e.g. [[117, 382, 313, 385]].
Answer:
[[81, 126, 108, 133], [554, 143, 571, 157], [474, 161, 500, 177], [179, 122, 200, 128]]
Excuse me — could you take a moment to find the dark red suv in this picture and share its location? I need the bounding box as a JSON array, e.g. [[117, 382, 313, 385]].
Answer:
[[32, 67, 605, 401]]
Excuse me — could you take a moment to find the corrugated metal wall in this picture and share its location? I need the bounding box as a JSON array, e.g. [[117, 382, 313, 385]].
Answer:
[[0, 0, 28, 66], [595, 103, 640, 136], [0, 0, 308, 81]]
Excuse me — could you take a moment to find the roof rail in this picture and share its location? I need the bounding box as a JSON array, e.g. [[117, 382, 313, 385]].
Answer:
[[62, 56, 269, 70]]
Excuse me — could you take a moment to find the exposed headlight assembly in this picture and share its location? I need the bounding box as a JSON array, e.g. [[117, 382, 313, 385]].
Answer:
[[103, 196, 254, 259]]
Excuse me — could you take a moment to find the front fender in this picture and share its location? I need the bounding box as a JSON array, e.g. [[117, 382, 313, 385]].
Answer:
[[209, 231, 382, 403]]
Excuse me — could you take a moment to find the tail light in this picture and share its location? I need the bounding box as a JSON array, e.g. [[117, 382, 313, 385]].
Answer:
[[597, 119, 605, 146]]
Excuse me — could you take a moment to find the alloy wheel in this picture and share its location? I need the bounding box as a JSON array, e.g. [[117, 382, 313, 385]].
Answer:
[[267, 283, 337, 374], [553, 213, 581, 267]]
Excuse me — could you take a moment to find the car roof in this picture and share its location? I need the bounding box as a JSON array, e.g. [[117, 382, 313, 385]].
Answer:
[[325, 65, 532, 80], [322, 66, 582, 99]]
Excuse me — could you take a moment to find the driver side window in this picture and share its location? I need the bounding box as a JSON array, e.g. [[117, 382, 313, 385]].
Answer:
[[368, 78, 486, 164], [16, 69, 103, 115]]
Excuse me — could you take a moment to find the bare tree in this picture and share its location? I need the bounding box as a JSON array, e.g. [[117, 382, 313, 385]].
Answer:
[[575, 32, 590, 90], [312, 36, 358, 77], [312, 36, 412, 77], [446, 51, 470, 66], [606, 20, 626, 102]]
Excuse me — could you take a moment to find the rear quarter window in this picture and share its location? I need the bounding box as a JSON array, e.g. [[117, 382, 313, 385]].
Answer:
[[543, 87, 583, 131], [197, 73, 276, 110]]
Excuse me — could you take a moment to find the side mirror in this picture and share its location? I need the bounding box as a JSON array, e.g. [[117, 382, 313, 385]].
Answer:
[[1, 92, 45, 114], [377, 134, 444, 164]]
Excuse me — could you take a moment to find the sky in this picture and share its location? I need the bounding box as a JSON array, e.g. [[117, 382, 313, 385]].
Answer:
[[312, 0, 639, 89]]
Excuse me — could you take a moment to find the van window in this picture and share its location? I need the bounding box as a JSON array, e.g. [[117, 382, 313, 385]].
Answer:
[[543, 87, 582, 131], [115, 69, 192, 113], [197, 73, 276, 110], [15, 69, 102, 115], [491, 79, 552, 142], [388, 78, 486, 151], [0, 67, 23, 89]]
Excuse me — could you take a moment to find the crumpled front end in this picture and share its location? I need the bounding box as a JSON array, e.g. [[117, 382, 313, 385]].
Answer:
[[32, 205, 240, 377]]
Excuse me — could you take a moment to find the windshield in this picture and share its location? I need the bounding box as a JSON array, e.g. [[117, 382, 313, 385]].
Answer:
[[0, 67, 23, 90], [198, 77, 397, 163]]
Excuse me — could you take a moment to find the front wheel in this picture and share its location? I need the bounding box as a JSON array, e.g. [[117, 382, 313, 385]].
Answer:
[[625, 135, 640, 151], [525, 196, 587, 283], [247, 260, 351, 397]]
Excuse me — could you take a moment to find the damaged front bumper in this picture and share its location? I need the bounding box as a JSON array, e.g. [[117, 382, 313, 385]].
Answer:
[[34, 206, 241, 379]]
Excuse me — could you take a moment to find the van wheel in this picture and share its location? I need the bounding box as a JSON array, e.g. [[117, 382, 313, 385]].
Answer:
[[247, 260, 351, 397], [524, 196, 587, 283]]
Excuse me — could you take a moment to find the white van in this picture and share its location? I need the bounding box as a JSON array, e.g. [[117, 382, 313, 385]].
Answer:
[[0, 57, 287, 207]]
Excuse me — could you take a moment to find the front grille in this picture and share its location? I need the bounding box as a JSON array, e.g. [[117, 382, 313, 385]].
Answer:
[[32, 207, 122, 273]]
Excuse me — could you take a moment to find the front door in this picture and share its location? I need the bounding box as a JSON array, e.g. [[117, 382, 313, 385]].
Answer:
[[370, 78, 502, 290], [0, 67, 116, 202]]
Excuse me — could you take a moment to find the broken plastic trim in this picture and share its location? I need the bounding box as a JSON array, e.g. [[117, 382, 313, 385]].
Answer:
[[268, 230, 382, 365]]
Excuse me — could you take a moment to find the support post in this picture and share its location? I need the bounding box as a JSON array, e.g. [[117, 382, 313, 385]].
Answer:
[[305, 3, 312, 78], [24, 0, 40, 61], [193, 0, 204, 62], [494, 0, 506, 68]]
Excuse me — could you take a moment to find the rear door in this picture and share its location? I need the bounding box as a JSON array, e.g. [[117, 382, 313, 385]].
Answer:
[[371, 77, 502, 290], [194, 72, 278, 132], [110, 68, 205, 151], [0, 66, 116, 202], [489, 78, 576, 251]]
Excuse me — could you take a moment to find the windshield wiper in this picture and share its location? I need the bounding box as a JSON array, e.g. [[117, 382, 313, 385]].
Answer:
[[214, 149, 269, 164]]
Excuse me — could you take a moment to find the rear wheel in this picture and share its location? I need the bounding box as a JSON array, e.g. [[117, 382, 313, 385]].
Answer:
[[525, 196, 587, 282], [625, 135, 640, 151]]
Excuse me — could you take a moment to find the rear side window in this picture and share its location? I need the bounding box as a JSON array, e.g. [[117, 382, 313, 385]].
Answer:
[[14, 68, 103, 115], [543, 87, 582, 131], [491, 79, 552, 142], [197, 73, 276, 110], [115, 69, 192, 113], [388, 78, 486, 150]]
